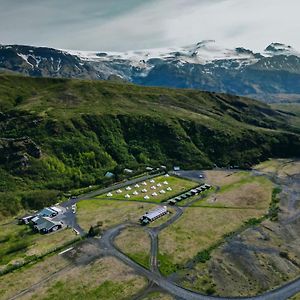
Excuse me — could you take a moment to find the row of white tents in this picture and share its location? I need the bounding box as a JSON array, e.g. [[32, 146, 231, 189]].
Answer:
[[106, 174, 171, 199]]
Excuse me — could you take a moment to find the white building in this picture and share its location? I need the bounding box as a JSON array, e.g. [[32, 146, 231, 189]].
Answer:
[[140, 206, 168, 225]]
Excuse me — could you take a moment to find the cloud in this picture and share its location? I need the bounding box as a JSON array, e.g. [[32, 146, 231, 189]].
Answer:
[[0, 0, 299, 51]]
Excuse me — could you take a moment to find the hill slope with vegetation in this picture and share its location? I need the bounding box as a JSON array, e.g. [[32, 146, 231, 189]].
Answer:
[[0, 74, 299, 217]]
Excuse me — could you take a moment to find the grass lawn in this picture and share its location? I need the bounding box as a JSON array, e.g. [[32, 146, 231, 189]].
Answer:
[[0, 220, 76, 273], [96, 175, 197, 203], [0, 255, 147, 300], [115, 226, 151, 268], [77, 200, 165, 231], [158, 207, 267, 275]]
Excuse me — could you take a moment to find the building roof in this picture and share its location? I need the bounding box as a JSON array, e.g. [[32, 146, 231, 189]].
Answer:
[[50, 206, 62, 213], [32, 216, 47, 225], [143, 206, 167, 220], [34, 217, 60, 231], [105, 172, 115, 178], [19, 214, 34, 220], [37, 207, 57, 217]]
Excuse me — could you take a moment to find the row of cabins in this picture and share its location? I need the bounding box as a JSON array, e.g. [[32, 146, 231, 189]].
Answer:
[[139, 206, 168, 225], [19, 206, 64, 234], [167, 183, 211, 205]]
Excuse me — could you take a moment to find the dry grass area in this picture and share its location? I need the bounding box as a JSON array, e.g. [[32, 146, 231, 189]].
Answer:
[[96, 175, 197, 203], [254, 159, 300, 178], [0, 219, 76, 272], [0, 254, 69, 300], [30, 257, 147, 300], [290, 293, 300, 300], [196, 176, 273, 209], [180, 160, 300, 297], [77, 200, 162, 231], [1, 240, 147, 300], [2, 255, 147, 300], [159, 207, 266, 265], [27, 229, 77, 256], [115, 226, 151, 268], [203, 170, 249, 186]]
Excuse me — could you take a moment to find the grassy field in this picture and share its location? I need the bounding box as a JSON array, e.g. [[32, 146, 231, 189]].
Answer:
[[192, 172, 273, 209], [175, 160, 300, 297], [35, 257, 147, 300], [203, 170, 250, 186], [0, 254, 147, 300], [96, 175, 197, 203], [158, 207, 267, 275], [158, 171, 273, 276], [0, 254, 69, 300], [77, 200, 167, 231], [0, 220, 76, 273], [115, 226, 151, 268]]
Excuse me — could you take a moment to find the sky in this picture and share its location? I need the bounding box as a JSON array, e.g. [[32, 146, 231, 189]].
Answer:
[[0, 0, 299, 52]]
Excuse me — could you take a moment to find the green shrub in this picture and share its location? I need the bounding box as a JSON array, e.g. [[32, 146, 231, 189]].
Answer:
[[195, 249, 211, 263]]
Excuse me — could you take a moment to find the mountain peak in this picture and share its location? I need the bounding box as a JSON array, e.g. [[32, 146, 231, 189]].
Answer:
[[264, 42, 299, 56], [196, 40, 216, 47]]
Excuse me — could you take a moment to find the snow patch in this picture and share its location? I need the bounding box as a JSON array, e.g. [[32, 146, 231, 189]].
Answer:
[[17, 53, 34, 69]]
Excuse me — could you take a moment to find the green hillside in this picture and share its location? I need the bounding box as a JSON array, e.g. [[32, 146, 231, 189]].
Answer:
[[0, 74, 299, 217]]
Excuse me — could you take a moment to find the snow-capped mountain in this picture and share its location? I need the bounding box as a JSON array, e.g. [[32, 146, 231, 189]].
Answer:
[[1, 41, 300, 103]]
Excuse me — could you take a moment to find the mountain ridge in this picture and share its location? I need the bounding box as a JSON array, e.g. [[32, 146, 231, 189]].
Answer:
[[0, 73, 299, 216], [1, 41, 300, 103]]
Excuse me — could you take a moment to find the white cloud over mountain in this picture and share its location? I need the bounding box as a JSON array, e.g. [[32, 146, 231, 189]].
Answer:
[[0, 0, 299, 51]]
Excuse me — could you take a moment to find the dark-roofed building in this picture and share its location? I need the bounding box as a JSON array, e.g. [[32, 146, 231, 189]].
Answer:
[[36, 207, 59, 218], [18, 214, 35, 225], [33, 217, 63, 234], [168, 199, 177, 205]]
